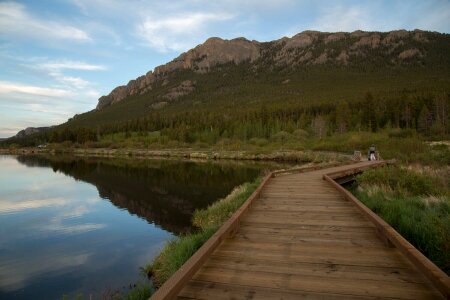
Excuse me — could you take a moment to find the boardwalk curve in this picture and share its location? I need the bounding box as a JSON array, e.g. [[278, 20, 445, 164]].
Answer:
[[151, 161, 449, 300]]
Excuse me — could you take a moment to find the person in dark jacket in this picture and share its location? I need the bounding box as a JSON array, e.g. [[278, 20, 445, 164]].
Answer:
[[368, 144, 376, 161]]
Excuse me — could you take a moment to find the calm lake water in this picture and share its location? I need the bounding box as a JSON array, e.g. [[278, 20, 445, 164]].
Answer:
[[0, 155, 288, 299]]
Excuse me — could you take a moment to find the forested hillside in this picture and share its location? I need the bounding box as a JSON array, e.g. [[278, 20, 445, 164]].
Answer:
[[3, 29, 450, 147]]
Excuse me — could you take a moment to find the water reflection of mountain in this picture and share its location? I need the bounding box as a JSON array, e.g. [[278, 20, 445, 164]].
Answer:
[[16, 155, 275, 234]]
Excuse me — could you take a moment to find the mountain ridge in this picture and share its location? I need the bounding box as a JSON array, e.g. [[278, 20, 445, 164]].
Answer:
[[96, 29, 443, 110]]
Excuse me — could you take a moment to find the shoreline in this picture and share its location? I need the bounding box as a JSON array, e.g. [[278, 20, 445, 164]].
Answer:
[[0, 147, 351, 163]]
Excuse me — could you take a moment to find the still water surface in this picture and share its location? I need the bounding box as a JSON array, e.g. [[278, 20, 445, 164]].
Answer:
[[0, 155, 287, 299]]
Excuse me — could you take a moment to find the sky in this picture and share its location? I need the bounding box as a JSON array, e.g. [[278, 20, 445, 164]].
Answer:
[[0, 0, 449, 138]]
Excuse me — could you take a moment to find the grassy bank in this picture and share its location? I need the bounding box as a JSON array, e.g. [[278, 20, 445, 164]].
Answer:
[[6, 130, 449, 166], [146, 177, 262, 287], [3, 146, 348, 164], [352, 165, 450, 273]]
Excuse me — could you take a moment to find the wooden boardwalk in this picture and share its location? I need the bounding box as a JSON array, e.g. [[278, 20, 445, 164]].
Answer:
[[152, 161, 448, 300]]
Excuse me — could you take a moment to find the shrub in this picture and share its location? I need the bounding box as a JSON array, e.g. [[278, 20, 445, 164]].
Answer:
[[249, 137, 269, 147], [292, 129, 309, 140], [357, 165, 440, 196], [270, 131, 293, 143], [388, 128, 417, 138]]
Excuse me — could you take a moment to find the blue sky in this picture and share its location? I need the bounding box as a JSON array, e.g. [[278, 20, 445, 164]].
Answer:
[[0, 0, 449, 138]]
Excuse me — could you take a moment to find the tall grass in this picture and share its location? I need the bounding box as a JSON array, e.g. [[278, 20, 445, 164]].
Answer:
[[353, 165, 450, 273], [193, 180, 262, 229], [122, 283, 154, 300], [146, 177, 262, 287]]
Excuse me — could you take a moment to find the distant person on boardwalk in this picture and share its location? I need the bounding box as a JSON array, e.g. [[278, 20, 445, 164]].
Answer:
[[368, 144, 376, 161]]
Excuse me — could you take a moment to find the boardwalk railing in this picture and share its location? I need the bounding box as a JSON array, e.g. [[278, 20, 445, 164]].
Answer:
[[323, 164, 450, 298]]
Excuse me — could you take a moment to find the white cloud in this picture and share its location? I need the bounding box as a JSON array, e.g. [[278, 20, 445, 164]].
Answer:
[[0, 79, 99, 138], [308, 5, 377, 33], [43, 222, 107, 235], [15, 58, 105, 90], [58, 76, 90, 89], [0, 127, 22, 137], [0, 2, 91, 42], [37, 60, 106, 71], [0, 197, 68, 214], [0, 81, 72, 98], [0, 252, 91, 291], [137, 12, 235, 52], [306, 1, 450, 34]]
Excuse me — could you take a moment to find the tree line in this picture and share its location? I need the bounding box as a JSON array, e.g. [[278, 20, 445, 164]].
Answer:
[[3, 91, 449, 147]]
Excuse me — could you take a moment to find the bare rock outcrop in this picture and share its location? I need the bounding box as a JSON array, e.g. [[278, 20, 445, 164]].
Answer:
[[352, 34, 381, 49], [150, 101, 168, 110], [298, 51, 313, 63], [398, 48, 422, 59], [382, 30, 409, 45], [97, 71, 156, 110], [15, 126, 52, 138], [336, 50, 349, 65], [155, 37, 260, 75], [161, 80, 196, 101], [325, 32, 346, 43], [283, 32, 315, 50], [314, 52, 328, 64], [350, 30, 369, 38], [413, 29, 429, 42]]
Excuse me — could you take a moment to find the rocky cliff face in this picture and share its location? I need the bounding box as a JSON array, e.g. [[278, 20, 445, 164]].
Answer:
[[96, 29, 437, 110], [97, 37, 259, 109], [15, 127, 52, 138]]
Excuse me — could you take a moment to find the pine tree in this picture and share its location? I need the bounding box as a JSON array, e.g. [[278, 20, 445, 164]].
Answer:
[[336, 101, 351, 133], [362, 92, 377, 132], [312, 115, 327, 139], [418, 106, 432, 135]]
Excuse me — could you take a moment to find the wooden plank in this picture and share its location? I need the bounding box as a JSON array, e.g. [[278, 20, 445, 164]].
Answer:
[[263, 185, 337, 190], [191, 267, 440, 299], [247, 209, 365, 218], [235, 231, 384, 247], [257, 196, 348, 202], [178, 280, 391, 300], [243, 214, 372, 226], [255, 199, 352, 206], [219, 238, 407, 258], [204, 255, 427, 284], [259, 194, 346, 200], [214, 244, 410, 269], [239, 222, 378, 233], [239, 223, 379, 239], [259, 193, 345, 197], [250, 204, 360, 212]]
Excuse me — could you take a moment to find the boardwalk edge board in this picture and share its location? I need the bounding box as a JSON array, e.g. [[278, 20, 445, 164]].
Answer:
[[323, 163, 450, 299]]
